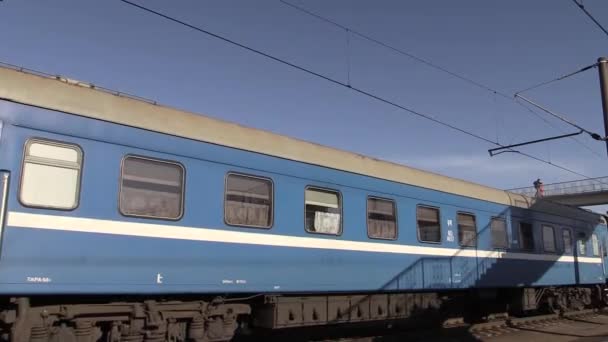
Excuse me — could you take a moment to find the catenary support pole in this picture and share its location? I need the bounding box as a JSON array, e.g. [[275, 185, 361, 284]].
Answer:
[[597, 57, 608, 155]]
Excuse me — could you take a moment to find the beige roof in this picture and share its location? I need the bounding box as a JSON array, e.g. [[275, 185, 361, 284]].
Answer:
[[0, 65, 532, 207]]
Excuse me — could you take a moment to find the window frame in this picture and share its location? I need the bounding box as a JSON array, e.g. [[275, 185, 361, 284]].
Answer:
[[19, 138, 84, 211], [456, 211, 477, 247], [223, 172, 274, 229], [541, 224, 556, 253], [490, 216, 509, 249], [518, 222, 535, 251], [304, 186, 343, 236], [119, 154, 186, 221], [561, 228, 573, 255], [416, 204, 442, 244], [366, 196, 398, 241]]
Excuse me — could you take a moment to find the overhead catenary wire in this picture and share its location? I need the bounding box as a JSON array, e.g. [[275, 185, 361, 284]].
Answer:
[[514, 62, 599, 95], [120, 0, 497, 145], [280, 0, 511, 100], [571, 0, 608, 39], [279, 0, 606, 161], [512, 61, 607, 150], [120, 0, 608, 186]]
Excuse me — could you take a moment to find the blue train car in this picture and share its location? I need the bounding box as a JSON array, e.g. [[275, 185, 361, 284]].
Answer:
[[0, 64, 605, 341]]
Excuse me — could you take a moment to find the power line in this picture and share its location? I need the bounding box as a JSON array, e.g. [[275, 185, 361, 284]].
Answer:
[[280, 0, 512, 101], [514, 62, 598, 95], [279, 0, 606, 161], [512, 59, 605, 153], [120, 0, 497, 145], [512, 60, 607, 155], [120, 0, 607, 186], [571, 0, 608, 38]]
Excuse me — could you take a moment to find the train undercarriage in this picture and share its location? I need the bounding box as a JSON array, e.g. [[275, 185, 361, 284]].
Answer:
[[0, 285, 604, 342]]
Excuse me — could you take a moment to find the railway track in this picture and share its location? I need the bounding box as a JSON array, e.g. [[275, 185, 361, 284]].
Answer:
[[303, 309, 606, 341], [467, 309, 600, 340]]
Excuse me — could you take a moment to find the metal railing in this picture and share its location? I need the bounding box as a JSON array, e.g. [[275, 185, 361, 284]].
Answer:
[[508, 177, 608, 198]]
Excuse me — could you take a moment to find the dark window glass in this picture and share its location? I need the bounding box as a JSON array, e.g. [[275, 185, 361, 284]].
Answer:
[[542, 225, 556, 252], [457, 213, 476, 247], [562, 229, 572, 254], [367, 197, 397, 240], [305, 188, 341, 235], [120, 156, 184, 219], [491, 218, 508, 248], [225, 174, 272, 228], [417, 206, 441, 243], [519, 222, 534, 250]]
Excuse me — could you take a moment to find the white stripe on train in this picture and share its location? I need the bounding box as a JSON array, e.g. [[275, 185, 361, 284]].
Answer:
[[5, 211, 603, 264]]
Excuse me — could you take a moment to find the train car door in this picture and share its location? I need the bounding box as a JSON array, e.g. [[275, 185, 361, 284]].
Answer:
[[0, 171, 8, 255], [601, 233, 608, 280], [574, 230, 586, 284]]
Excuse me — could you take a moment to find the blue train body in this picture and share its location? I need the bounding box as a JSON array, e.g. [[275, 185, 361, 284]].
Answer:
[[0, 66, 605, 340], [0, 100, 604, 295]]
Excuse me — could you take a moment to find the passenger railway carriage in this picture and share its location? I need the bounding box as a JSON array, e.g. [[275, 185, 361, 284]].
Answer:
[[0, 64, 606, 341]]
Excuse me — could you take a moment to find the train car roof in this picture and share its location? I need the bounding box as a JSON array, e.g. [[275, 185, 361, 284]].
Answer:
[[0, 64, 590, 213]]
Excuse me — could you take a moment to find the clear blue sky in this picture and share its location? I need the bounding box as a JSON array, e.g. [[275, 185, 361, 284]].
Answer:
[[1, 1, 607, 209]]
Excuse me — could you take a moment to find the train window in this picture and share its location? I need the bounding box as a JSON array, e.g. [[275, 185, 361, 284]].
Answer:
[[562, 229, 572, 254], [542, 225, 556, 253], [367, 197, 397, 240], [224, 173, 273, 228], [519, 222, 535, 250], [305, 187, 341, 235], [578, 238, 587, 256], [20, 139, 83, 210], [490, 217, 508, 249], [457, 212, 476, 247], [120, 156, 184, 220], [592, 234, 600, 256], [417, 206, 441, 243]]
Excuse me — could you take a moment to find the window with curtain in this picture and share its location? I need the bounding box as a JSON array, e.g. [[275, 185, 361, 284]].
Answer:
[[224, 174, 272, 228], [457, 213, 476, 247], [120, 156, 184, 220], [542, 225, 556, 253], [417, 206, 441, 243], [491, 218, 508, 249], [592, 234, 600, 256], [578, 238, 587, 256], [305, 188, 341, 235], [367, 197, 397, 240], [562, 229, 572, 254]]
